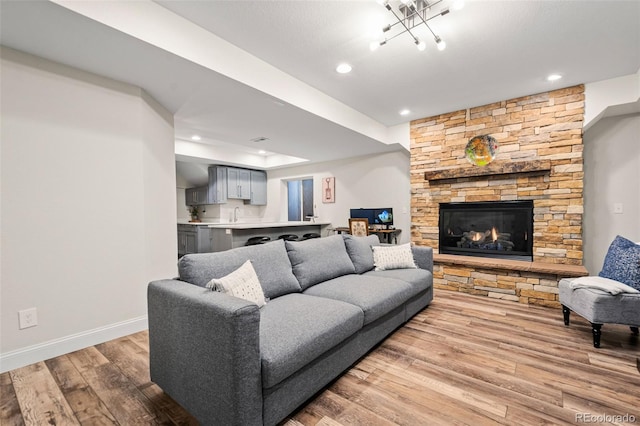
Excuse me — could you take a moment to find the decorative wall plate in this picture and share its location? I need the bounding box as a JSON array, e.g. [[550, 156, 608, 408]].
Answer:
[[465, 135, 498, 166]]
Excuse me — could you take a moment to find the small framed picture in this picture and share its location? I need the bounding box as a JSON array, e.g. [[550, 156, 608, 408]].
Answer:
[[322, 177, 335, 203]]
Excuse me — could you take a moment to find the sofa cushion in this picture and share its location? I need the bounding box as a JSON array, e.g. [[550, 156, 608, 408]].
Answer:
[[178, 239, 301, 299], [599, 235, 640, 290], [364, 268, 433, 297], [342, 234, 381, 274], [372, 243, 417, 271], [259, 293, 364, 388], [206, 260, 267, 307], [303, 274, 414, 325], [285, 235, 356, 290]]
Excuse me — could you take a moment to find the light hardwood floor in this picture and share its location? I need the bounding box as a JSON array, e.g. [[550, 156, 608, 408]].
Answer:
[[2, 290, 639, 425]]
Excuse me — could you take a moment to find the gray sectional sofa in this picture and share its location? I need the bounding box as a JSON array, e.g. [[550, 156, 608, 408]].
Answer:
[[148, 234, 433, 425]]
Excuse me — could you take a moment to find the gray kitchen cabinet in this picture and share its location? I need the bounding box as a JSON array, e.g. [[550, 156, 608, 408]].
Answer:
[[177, 224, 212, 257], [185, 185, 208, 206], [227, 167, 251, 200], [249, 170, 267, 205], [208, 166, 227, 204]]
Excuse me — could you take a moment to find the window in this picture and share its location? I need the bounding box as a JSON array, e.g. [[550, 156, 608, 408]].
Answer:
[[287, 178, 314, 221]]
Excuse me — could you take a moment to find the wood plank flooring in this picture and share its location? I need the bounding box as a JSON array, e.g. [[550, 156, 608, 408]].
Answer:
[[2, 290, 638, 425]]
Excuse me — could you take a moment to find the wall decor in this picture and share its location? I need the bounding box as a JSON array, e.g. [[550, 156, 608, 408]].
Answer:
[[465, 135, 498, 166], [322, 177, 335, 203]]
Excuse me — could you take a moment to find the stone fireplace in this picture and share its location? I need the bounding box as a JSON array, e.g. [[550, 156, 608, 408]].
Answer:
[[410, 85, 588, 307], [439, 200, 533, 261]]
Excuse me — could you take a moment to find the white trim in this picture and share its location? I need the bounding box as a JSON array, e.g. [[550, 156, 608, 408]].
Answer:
[[0, 316, 148, 373]]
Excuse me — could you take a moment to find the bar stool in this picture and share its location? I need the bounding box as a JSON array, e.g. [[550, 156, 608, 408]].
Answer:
[[302, 233, 321, 240], [246, 236, 271, 246], [278, 234, 299, 241]]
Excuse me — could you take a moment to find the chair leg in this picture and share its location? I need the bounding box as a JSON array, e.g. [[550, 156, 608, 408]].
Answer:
[[562, 305, 571, 326], [591, 323, 603, 348], [631, 326, 639, 336]]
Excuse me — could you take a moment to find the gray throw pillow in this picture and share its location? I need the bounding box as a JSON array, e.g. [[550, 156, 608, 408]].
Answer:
[[285, 235, 356, 290], [178, 239, 301, 299], [342, 234, 381, 274]]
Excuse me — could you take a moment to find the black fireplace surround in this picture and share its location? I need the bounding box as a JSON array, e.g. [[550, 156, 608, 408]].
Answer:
[[439, 200, 534, 261]]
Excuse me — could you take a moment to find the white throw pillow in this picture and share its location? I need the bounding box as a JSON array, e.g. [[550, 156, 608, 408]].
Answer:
[[206, 260, 267, 307], [372, 243, 417, 271]]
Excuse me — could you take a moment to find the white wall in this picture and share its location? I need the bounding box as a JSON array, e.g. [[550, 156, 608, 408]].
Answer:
[[0, 48, 177, 372], [583, 113, 640, 274], [584, 70, 640, 130], [263, 151, 412, 244]]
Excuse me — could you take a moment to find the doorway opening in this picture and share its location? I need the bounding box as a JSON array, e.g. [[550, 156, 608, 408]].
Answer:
[[287, 178, 314, 221]]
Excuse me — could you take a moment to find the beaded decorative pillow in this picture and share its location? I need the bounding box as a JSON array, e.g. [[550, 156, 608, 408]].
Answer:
[[206, 260, 267, 307], [371, 243, 417, 271], [598, 235, 640, 291]]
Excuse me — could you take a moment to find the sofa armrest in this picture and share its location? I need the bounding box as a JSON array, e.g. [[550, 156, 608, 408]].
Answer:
[[412, 245, 434, 273], [148, 279, 262, 426]]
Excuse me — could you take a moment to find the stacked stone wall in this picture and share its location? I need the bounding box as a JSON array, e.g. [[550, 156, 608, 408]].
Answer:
[[410, 85, 585, 306]]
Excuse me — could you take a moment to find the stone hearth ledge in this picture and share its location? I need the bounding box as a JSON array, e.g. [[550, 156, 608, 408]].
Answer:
[[433, 253, 588, 277]]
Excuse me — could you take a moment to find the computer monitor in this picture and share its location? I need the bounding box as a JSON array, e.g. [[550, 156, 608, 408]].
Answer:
[[373, 208, 393, 226], [350, 208, 393, 228]]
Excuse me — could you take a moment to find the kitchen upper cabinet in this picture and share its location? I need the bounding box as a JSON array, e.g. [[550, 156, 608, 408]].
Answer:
[[185, 186, 208, 206], [183, 165, 266, 206], [208, 166, 227, 204], [227, 167, 251, 200], [249, 170, 267, 205]]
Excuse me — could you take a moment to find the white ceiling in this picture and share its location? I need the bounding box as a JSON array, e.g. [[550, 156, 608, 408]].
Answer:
[[1, 0, 639, 176]]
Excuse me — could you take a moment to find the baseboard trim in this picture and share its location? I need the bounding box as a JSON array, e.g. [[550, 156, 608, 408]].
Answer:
[[0, 316, 148, 373]]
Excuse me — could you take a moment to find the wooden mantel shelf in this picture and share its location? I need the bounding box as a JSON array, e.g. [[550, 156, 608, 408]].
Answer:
[[424, 160, 551, 182], [434, 253, 588, 277]]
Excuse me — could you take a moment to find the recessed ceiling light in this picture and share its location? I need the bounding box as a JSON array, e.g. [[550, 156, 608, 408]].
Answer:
[[399, 109, 411, 116], [547, 74, 562, 82], [336, 63, 352, 74], [191, 135, 201, 141], [258, 150, 267, 155]]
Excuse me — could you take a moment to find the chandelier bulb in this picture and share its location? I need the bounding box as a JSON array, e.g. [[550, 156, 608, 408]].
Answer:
[[415, 39, 427, 51], [435, 36, 446, 51], [370, 40, 381, 52]]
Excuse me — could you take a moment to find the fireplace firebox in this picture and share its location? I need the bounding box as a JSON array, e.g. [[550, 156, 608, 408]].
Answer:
[[439, 200, 534, 261]]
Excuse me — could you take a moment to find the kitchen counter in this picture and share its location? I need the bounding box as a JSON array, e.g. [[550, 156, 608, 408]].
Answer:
[[177, 220, 330, 228], [206, 221, 331, 229], [178, 221, 333, 252]]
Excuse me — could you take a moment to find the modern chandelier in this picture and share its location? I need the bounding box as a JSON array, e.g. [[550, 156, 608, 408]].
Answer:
[[371, 0, 463, 52]]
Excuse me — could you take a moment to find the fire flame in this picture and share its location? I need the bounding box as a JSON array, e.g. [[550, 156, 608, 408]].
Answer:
[[471, 232, 482, 241], [491, 227, 498, 242]]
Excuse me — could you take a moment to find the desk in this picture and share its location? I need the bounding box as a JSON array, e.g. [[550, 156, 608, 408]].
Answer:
[[334, 227, 401, 244]]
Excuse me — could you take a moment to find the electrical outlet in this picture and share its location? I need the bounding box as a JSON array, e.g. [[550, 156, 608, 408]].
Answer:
[[18, 308, 38, 329], [614, 203, 623, 214]]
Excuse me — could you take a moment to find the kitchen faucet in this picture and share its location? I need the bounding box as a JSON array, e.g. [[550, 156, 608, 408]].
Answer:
[[234, 207, 240, 222]]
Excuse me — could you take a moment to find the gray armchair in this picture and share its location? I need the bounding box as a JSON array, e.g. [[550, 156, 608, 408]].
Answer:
[[559, 277, 640, 347]]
